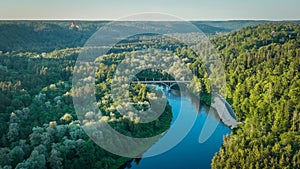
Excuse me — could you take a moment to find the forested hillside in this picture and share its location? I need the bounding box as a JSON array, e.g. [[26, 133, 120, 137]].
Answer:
[[212, 23, 300, 168], [0, 21, 231, 54], [0, 21, 299, 169], [0, 32, 174, 168], [0, 21, 106, 53]]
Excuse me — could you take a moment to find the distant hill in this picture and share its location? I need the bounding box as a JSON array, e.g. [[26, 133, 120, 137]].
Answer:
[[1, 20, 297, 53], [198, 20, 271, 31], [195, 20, 300, 32], [0, 21, 231, 53], [191, 21, 231, 34], [0, 21, 107, 53]]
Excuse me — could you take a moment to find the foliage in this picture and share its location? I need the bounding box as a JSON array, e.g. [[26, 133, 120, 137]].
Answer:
[[211, 23, 300, 169], [1, 21, 299, 169]]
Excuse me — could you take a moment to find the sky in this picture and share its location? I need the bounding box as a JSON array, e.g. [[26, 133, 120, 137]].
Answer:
[[0, 0, 299, 20]]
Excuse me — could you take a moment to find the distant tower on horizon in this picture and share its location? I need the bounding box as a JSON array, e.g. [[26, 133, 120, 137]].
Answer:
[[70, 21, 80, 29]]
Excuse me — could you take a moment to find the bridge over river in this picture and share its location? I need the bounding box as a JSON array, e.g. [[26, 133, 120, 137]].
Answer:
[[131, 79, 243, 129], [131, 80, 191, 90]]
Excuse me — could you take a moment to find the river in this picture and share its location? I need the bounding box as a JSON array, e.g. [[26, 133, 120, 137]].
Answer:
[[124, 88, 231, 169]]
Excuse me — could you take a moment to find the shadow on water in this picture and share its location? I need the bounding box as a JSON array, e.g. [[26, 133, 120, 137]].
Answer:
[[120, 85, 231, 169]]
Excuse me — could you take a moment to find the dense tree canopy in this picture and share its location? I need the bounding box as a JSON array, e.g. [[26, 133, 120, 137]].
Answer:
[[211, 23, 300, 169], [0, 21, 299, 169]]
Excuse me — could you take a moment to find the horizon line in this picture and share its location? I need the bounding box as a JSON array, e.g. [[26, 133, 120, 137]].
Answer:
[[0, 19, 300, 22]]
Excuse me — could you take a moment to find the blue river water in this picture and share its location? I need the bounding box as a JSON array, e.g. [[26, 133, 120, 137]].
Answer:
[[125, 90, 231, 169]]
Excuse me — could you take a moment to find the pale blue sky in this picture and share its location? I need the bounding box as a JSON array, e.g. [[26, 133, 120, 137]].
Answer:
[[0, 0, 299, 20]]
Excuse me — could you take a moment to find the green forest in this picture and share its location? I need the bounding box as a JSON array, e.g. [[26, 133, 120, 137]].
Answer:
[[211, 23, 300, 168], [0, 37, 173, 169], [0, 21, 299, 169]]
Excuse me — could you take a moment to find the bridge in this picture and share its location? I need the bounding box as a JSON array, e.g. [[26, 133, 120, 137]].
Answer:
[[131, 80, 191, 90]]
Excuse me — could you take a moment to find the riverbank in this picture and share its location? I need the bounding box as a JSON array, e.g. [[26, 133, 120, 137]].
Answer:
[[123, 88, 231, 169], [211, 94, 243, 129]]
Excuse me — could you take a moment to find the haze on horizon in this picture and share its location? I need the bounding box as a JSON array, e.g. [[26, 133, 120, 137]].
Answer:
[[0, 0, 299, 21]]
